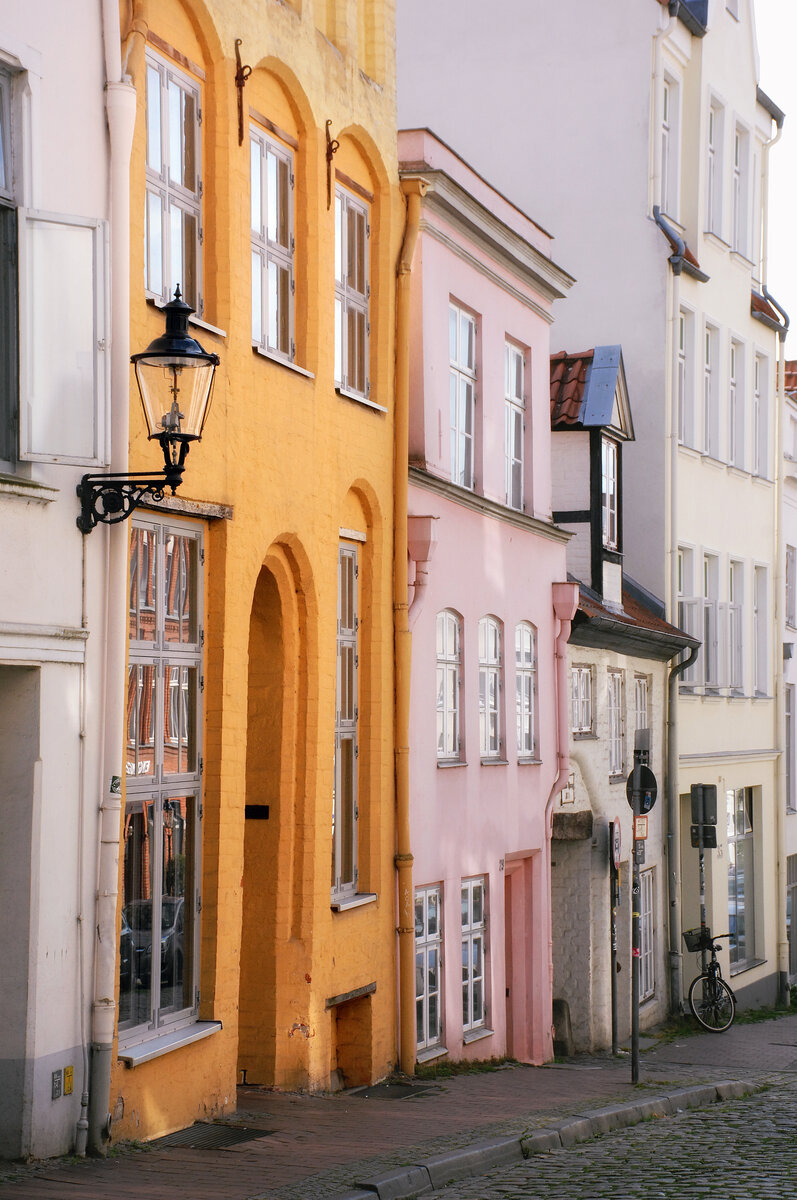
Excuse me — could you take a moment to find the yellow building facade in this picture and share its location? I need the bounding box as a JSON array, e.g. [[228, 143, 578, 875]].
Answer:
[[112, 0, 401, 1141]]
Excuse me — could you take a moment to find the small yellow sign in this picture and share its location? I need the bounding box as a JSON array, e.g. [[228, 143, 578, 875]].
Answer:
[[64, 1066, 74, 1096], [633, 815, 648, 840]]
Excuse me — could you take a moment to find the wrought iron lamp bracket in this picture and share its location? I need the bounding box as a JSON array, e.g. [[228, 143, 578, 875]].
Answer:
[[76, 438, 190, 533]]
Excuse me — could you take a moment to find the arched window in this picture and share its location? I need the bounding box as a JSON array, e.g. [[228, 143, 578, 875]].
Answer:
[[478, 616, 503, 759], [436, 610, 462, 761], [515, 622, 537, 759]]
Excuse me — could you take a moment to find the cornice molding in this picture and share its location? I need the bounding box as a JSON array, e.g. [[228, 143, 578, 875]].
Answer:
[[408, 466, 571, 545]]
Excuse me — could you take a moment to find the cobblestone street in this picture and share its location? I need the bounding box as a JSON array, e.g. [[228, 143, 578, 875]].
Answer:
[[433, 1081, 797, 1199]]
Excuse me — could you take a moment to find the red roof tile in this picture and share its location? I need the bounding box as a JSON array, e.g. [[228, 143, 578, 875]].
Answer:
[[577, 585, 694, 642], [550, 349, 594, 427], [786, 360, 797, 397], [751, 290, 784, 327]]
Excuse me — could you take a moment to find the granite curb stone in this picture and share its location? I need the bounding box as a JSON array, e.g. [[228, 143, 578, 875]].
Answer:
[[337, 1079, 759, 1200]]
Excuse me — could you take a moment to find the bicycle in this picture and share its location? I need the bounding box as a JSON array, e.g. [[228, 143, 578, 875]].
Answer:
[[682, 927, 736, 1032]]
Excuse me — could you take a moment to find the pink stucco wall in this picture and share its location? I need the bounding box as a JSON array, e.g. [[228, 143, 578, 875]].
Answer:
[[402, 129, 573, 1065]]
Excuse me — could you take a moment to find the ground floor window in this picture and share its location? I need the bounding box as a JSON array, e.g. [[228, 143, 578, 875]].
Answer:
[[727, 786, 755, 967], [788, 855, 797, 980], [415, 885, 442, 1051], [120, 517, 204, 1040], [639, 868, 655, 1001], [461, 876, 486, 1032]]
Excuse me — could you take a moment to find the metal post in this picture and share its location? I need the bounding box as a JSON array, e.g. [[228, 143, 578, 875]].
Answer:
[[631, 793, 640, 1085], [698, 822, 707, 978], [610, 854, 619, 1056]]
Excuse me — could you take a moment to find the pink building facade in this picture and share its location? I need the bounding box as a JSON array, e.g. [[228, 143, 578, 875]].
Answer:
[[400, 130, 578, 1066]]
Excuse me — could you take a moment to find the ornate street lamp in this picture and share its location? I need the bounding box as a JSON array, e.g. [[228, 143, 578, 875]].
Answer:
[[77, 287, 219, 532]]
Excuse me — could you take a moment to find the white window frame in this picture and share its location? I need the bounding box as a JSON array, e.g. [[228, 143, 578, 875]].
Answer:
[[728, 339, 744, 468], [639, 868, 655, 1002], [678, 546, 699, 686], [515, 622, 537, 760], [505, 340, 525, 510], [461, 876, 486, 1033], [415, 885, 443, 1052], [753, 564, 768, 697], [332, 542, 359, 902], [702, 323, 719, 459], [703, 553, 720, 690], [250, 124, 294, 361], [334, 185, 370, 399], [727, 787, 755, 967], [601, 436, 619, 550], [436, 609, 462, 762], [478, 616, 503, 759], [121, 517, 204, 1046], [727, 559, 744, 693], [634, 675, 649, 734], [449, 303, 477, 490], [706, 101, 724, 236], [571, 665, 593, 734], [753, 355, 769, 478], [661, 74, 680, 221], [731, 123, 750, 258], [787, 547, 797, 629], [787, 685, 796, 814], [0, 68, 13, 205], [677, 308, 696, 448], [607, 669, 625, 777], [145, 50, 203, 313]]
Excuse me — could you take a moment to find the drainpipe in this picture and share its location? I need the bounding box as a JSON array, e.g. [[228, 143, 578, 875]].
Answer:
[[85, 2, 137, 1158], [395, 177, 427, 1075], [765, 286, 791, 1007], [666, 646, 698, 1014], [407, 515, 438, 629], [544, 582, 579, 1058]]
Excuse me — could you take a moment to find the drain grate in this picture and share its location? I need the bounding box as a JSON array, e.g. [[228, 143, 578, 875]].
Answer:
[[349, 1081, 441, 1101], [152, 1122, 273, 1150]]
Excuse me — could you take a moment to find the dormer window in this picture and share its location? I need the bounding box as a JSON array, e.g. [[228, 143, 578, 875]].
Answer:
[[601, 436, 618, 550]]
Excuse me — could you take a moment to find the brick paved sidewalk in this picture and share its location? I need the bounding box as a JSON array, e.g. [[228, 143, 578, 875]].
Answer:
[[2, 1013, 797, 1200]]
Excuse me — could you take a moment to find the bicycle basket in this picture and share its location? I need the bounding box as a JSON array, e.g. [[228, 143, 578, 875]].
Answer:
[[683, 927, 713, 953]]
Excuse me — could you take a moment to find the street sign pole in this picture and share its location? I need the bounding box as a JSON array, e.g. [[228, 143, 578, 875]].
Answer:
[[627, 730, 657, 1087], [631, 795, 640, 1084], [609, 819, 621, 1056], [690, 784, 717, 977]]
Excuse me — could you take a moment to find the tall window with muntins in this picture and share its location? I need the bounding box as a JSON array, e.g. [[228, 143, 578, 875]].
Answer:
[[753, 565, 768, 697], [436, 609, 462, 762], [634, 675, 649, 733], [415, 885, 442, 1052], [706, 103, 723, 235], [250, 126, 294, 360], [121, 518, 203, 1041], [461, 877, 486, 1033], [702, 325, 719, 459], [145, 51, 202, 312], [787, 547, 797, 628], [727, 787, 755, 966], [0, 66, 17, 463], [334, 186, 369, 398], [727, 560, 744, 693], [607, 670, 624, 777], [639, 868, 655, 1002], [505, 341, 525, 510], [661, 76, 680, 220], [787, 685, 796, 814], [732, 126, 749, 257], [478, 616, 502, 759], [333, 543, 359, 901], [677, 308, 695, 448], [601, 436, 618, 549], [728, 341, 744, 468], [753, 355, 768, 477], [571, 665, 592, 734], [449, 304, 476, 489], [702, 554, 720, 689], [515, 622, 537, 760], [677, 547, 698, 685]]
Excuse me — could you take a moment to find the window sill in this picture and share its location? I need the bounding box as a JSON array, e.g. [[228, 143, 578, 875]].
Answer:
[[335, 385, 387, 414], [253, 345, 314, 379], [752, 474, 774, 487], [118, 1020, 222, 1067], [416, 1045, 448, 1064], [700, 453, 725, 471], [574, 731, 597, 740], [480, 758, 508, 767], [0, 474, 58, 504], [437, 759, 467, 768], [609, 773, 626, 785], [730, 249, 754, 269], [463, 1026, 494, 1045], [727, 465, 750, 480], [678, 442, 702, 459], [703, 229, 731, 251], [330, 891, 377, 912], [729, 955, 766, 978], [517, 757, 542, 766]]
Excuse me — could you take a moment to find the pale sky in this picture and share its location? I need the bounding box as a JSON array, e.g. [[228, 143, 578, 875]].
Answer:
[[755, 0, 796, 355]]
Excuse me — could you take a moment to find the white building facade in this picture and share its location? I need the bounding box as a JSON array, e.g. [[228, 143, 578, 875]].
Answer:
[[397, 0, 788, 1011], [0, 3, 133, 1159]]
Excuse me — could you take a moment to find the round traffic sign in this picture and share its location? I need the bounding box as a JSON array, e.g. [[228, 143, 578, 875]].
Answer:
[[626, 764, 658, 813]]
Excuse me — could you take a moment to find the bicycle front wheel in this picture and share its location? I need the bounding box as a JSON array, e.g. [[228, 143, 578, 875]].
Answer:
[[688, 972, 735, 1032]]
